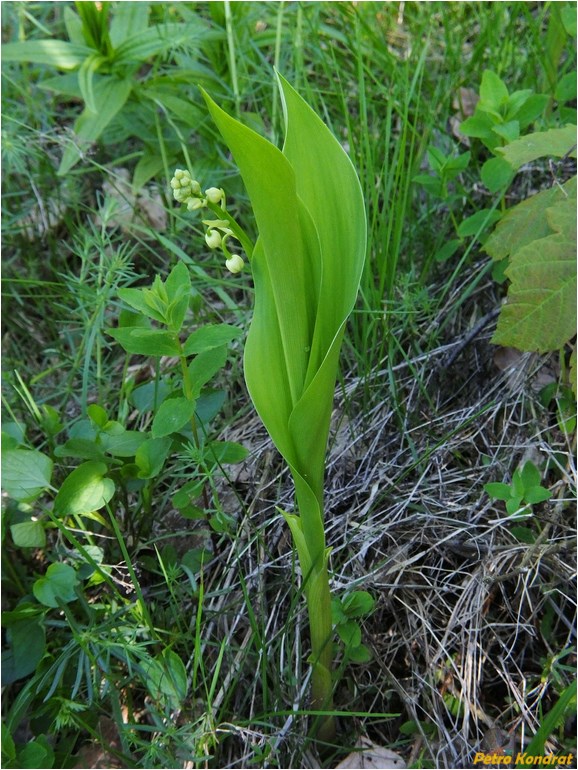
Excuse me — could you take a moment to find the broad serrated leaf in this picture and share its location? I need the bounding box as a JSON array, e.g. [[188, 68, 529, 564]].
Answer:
[[1, 449, 53, 502], [493, 195, 577, 352], [54, 461, 115, 516], [151, 397, 195, 438], [498, 125, 577, 169], [484, 177, 577, 261]]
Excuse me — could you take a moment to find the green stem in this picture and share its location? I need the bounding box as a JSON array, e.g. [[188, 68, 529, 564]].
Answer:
[[286, 485, 336, 742], [305, 558, 335, 742], [206, 201, 255, 259]]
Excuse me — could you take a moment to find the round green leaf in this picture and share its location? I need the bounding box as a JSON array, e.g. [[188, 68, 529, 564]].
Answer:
[[33, 563, 79, 608], [151, 397, 195, 438], [54, 461, 115, 516], [1, 449, 53, 502]]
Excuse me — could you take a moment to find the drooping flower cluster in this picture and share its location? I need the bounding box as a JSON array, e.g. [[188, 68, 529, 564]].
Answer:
[[170, 169, 245, 274]]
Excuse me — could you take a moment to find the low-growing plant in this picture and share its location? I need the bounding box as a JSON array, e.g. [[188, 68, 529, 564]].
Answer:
[[484, 460, 552, 517], [483, 126, 577, 394], [0, 2, 223, 185], [172, 72, 367, 741]]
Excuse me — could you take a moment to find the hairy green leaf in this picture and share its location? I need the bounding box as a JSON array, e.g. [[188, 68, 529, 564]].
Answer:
[[493, 194, 577, 352], [498, 125, 577, 169], [484, 177, 577, 261]]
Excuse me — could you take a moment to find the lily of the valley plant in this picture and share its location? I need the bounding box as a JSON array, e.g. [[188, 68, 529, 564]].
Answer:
[[172, 73, 366, 740]]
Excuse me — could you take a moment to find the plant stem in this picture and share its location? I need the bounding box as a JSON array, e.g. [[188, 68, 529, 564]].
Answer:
[[305, 557, 335, 741]]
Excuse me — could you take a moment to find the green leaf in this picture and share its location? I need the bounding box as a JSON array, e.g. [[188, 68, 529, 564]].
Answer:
[[481, 157, 515, 193], [101, 430, 148, 457], [347, 644, 372, 664], [107, 327, 181, 356], [498, 125, 578, 169], [33, 563, 79, 608], [484, 482, 513, 501], [511, 526, 537, 544], [484, 177, 577, 261], [493, 194, 577, 352], [1, 616, 46, 684], [342, 591, 376, 618], [57, 76, 133, 175], [109, 2, 150, 48], [524, 486, 552, 505], [459, 112, 496, 140], [457, 209, 502, 238], [336, 619, 361, 648], [519, 461, 541, 489], [78, 52, 107, 114], [182, 324, 242, 356], [87, 403, 108, 427], [54, 461, 115, 516], [135, 437, 172, 478], [561, 4, 577, 37], [479, 70, 509, 112], [117, 287, 167, 324], [17, 736, 54, 770], [427, 146, 446, 173], [54, 438, 106, 461], [143, 649, 188, 709], [132, 151, 168, 191], [434, 239, 461, 263], [0, 40, 93, 69], [506, 497, 525, 515], [10, 521, 46, 549], [491, 120, 520, 144], [1, 449, 53, 502], [412, 174, 443, 197], [206, 440, 249, 465], [188, 345, 227, 398], [556, 72, 577, 103], [151, 397, 195, 438], [112, 21, 215, 64], [164, 262, 191, 332]]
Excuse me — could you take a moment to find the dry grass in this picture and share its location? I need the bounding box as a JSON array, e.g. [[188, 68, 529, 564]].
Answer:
[[191, 271, 577, 768]]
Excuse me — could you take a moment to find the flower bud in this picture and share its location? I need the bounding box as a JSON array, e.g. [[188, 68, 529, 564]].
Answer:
[[187, 197, 205, 211], [205, 229, 222, 249], [205, 187, 224, 204], [225, 254, 245, 274]]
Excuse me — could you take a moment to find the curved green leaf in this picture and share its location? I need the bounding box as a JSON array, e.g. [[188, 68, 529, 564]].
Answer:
[[1, 40, 93, 69]]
